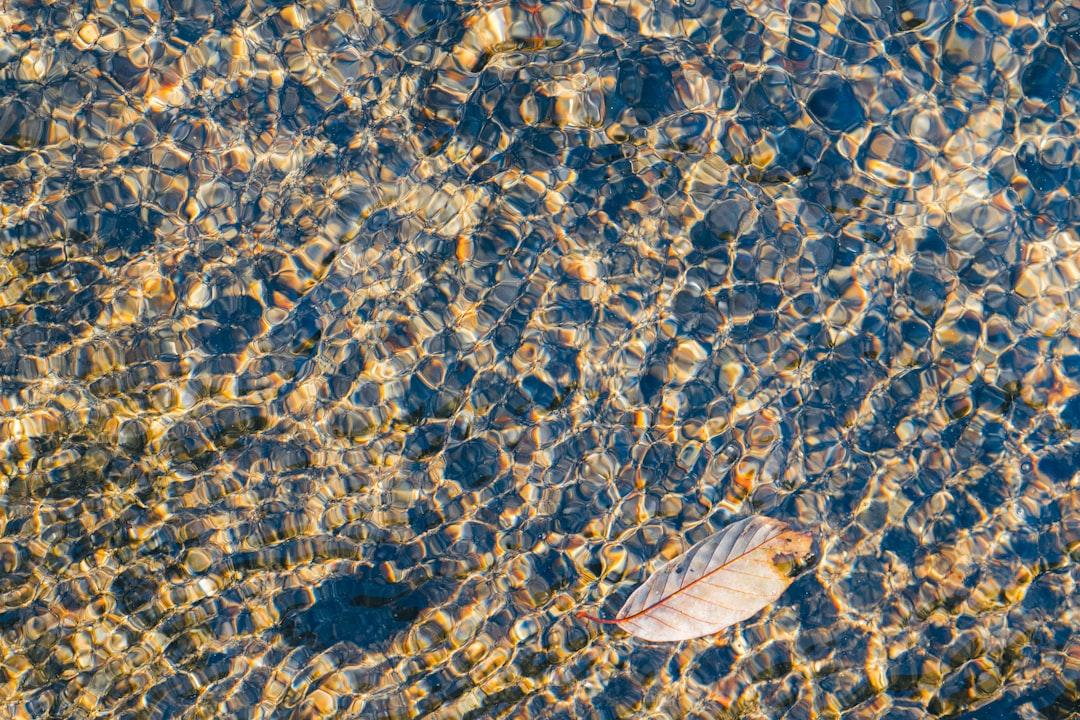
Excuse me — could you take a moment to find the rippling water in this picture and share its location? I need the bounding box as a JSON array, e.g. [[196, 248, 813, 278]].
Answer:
[[2, 0, 1080, 717]]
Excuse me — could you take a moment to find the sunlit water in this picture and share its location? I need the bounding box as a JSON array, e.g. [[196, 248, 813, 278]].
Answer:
[[2, 0, 1080, 717]]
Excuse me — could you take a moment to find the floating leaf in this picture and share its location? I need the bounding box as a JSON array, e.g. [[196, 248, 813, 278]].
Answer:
[[577, 516, 813, 642]]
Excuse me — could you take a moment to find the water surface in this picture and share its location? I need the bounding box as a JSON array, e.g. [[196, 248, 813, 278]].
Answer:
[[1, 0, 1080, 717]]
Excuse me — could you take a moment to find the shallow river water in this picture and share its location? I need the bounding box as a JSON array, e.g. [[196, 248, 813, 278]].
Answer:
[[2, 0, 1080, 718]]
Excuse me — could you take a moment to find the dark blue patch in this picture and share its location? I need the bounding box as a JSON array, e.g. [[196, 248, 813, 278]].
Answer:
[[807, 76, 865, 132], [1038, 453, 1077, 483], [279, 567, 453, 652], [1022, 45, 1073, 101], [443, 438, 501, 488], [691, 645, 740, 684]]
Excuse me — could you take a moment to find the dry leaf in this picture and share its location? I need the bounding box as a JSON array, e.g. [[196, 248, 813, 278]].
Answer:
[[578, 516, 813, 642]]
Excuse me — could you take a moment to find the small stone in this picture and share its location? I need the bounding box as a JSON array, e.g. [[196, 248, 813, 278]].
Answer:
[[74, 22, 100, 50]]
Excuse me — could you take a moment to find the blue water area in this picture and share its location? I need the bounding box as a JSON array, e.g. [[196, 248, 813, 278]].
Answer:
[[1, 0, 1080, 718]]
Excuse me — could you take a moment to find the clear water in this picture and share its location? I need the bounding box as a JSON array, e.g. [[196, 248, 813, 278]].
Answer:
[[1, 0, 1080, 717]]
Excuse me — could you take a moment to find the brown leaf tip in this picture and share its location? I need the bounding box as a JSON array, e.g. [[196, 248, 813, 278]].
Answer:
[[768, 530, 816, 578], [764, 528, 812, 578]]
